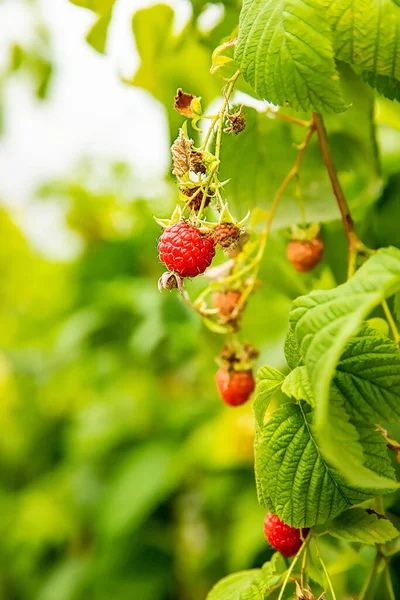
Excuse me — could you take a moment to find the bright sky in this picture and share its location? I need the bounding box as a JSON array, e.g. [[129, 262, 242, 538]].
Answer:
[[0, 0, 192, 257]]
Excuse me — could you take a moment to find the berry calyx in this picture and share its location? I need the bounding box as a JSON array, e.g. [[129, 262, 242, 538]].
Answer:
[[287, 237, 324, 272], [263, 513, 309, 557], [214, 222, 241, 248], [181, 186, 212, 211], [158, 221, 215, 278], [215, 368, 255, 406]]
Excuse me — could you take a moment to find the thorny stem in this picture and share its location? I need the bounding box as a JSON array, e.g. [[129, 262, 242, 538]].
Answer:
[[277, 536, 311, 600], [313, 538, 337, 600], [382, 299, 400, 346], [312, 112, 369, 279]]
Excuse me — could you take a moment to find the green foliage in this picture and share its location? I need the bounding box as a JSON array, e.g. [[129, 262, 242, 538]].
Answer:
[[254, 366, 284, 428], [236, 0, 400, 111], [4, 2, 400, 599], [235, 0, 346, 112], [281, 366, 315, 406], [324, 508, 400, 545], [255, 402, 395, 528], [218, 65, 381, 219], [290, 249, 400, 488], [207, 553, 285, 600], [128, 4, 222, 139]]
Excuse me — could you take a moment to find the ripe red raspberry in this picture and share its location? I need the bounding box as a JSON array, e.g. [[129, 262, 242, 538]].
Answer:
[[215, 368, 255, 406], [214, 222, 241, 248], [211, 290, 242, 319], [158, 221, 215, 278], [263, 513, 309, 557], [287, 237, 324, 272]]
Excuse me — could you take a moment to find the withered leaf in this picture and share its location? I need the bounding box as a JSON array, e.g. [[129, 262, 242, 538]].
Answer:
[[174, 88, 195, 118], [171, 129, 193, 177]]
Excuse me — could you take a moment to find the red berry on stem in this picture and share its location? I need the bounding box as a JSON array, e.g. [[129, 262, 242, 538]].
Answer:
[[158, 221, 215, 278], [263, 513, 309, 557], [215, 368, 255, 406]]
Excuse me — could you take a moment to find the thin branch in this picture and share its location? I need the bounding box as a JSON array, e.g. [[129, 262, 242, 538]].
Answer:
[[312, 112, 369, 279], [277, 536, 310, 600], [382, 300, 400, 346], [313, 538, 337, 600]]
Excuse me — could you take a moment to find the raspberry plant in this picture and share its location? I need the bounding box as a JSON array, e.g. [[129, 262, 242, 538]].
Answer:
[[153, 2, 400, 598], [68, 0, 400, 598]]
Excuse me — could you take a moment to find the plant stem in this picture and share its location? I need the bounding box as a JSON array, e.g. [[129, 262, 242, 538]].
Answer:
[[277, 536, 310, 600], [382, 299, 400, 346], [359, 554, 385, 600], [312, 112, 366, 279], [215, 70, 241, 161], [271, 110, 311, 128], [301, 543, 308, 589], [313, 538, 337, 600], [384, 563, 396, 600]]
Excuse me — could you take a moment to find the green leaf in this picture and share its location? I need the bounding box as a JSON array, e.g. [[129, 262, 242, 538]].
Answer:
[[217, 64, 381, 222], [206, 570, 264, 600], [254, 366, 285, 428], [334, 326, 400, 423], [235, 0, 346, 113], [326, 508, 400, 545], [362, 71, 400, 103], [322, 0, 400, 83], [207, 553, 285, 600], [284, 328, 301, 370], [69, 0, 115, 13], [281, 366, 315, 406], [290, 247, 400, 489], [130, 4, 221, 141], [255, 402, 396, 528], [86, 12, 112, 54]]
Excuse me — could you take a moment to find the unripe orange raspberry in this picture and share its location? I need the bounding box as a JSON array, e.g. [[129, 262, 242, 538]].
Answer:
[[287, 237, 324, 272]]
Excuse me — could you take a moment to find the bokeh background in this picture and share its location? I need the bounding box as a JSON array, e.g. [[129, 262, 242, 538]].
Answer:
[[1, 1, 400, 599]]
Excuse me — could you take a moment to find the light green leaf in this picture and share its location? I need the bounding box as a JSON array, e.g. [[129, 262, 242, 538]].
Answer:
[[326, 508, 400, 545], [281, 366, 315, 406], [206, 570, 263, 600], [207, 553, 285, 600], [255, 402, 396, 528], [235, 0, 346, 113], [69, 0, 115, 14], [284, 328, 301, 370], [86, 12, 112, 53], [254, 366, 285, 428], [321, 0, 400, 82], [130, 4, 221, 140], [290, 247, 400, 489]]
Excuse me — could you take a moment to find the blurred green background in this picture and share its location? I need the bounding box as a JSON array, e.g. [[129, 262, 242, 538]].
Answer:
[[1, 1, 400, 599]]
